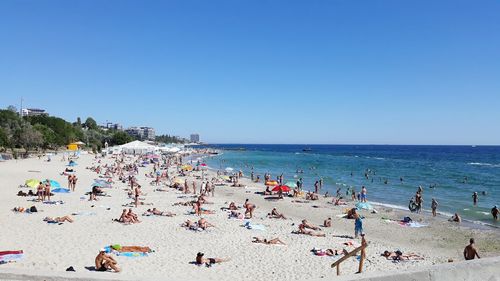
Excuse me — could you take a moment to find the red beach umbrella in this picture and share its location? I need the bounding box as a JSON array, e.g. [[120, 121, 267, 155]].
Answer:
[[272, 185, 291, 192]]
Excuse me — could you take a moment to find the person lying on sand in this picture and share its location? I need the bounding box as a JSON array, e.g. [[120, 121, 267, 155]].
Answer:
[[382, 250, 423, 261], [195, 252, 229, 267], [301, 219, 321, 230], [252, 237, 286, 245], [312, 248, 346, 256], [333, 197, 347, 206], [228, 210, 244, 219], [323, 218, 332, 227], [173, 201, 194, 207], [44, 216, 74, 223], [193, 203, 216, 216], [143, 208, 176, 217], [267, 208, 286, 219], [198, 218, 215, 230], [95, 249, 120, 272], [182, 219, 196, 228], [295, 223, 326, 237]]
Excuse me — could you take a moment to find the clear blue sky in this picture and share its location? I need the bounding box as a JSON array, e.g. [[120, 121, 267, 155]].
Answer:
[[1, 0, 499, 145]]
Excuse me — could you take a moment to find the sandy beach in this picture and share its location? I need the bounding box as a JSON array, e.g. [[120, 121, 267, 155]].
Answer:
[[1, 152, 499, 280]]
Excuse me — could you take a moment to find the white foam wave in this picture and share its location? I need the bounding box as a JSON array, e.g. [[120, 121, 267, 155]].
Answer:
[[468, 162, 500, 168]]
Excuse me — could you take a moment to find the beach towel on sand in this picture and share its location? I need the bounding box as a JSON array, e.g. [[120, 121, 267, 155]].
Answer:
[[0, 251, 24, 264], [244, 221, 266, 231]]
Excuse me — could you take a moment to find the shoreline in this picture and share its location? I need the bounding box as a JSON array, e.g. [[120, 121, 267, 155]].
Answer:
[[201, 149, 500, 230]]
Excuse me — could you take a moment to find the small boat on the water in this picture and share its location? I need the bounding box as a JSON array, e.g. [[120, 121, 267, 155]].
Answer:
[[302, 148, 312, 152]]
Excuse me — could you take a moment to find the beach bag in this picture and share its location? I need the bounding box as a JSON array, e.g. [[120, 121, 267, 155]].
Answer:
[[30, 206, 38, 213], [403, 216, 412, 223]]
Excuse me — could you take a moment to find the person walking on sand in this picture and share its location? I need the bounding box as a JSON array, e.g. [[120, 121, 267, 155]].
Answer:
[[431, 198, 438, 217], [464, 238, 480, 260], [472, 192, 478, 206]]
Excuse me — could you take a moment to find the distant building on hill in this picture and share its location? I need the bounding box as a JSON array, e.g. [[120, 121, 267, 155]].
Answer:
[[102, 122, 123, 131], [125, 126, 156, 140], [190, 134, 200, 143], [21, 108, 48, 117]]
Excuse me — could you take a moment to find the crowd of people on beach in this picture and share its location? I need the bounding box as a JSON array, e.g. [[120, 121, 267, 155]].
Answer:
[[6, 148, 496, 276]]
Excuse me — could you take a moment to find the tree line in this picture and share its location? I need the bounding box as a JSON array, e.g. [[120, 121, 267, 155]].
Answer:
[[0, 106, 185, 155]]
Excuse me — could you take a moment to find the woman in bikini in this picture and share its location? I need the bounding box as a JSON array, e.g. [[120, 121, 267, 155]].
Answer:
[[252, 237, 286, 245]]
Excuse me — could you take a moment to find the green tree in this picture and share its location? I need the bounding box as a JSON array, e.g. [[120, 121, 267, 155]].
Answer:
[[13, 123, 43, 150], [84, 117, 98, 130], [111, 131, 132, 145], [0, 127, 9, 147], [33, 124, 57, 148], [7, 105, 17, 113]]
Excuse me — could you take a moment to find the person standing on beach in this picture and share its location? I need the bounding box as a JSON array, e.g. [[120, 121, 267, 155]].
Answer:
[[314, 181, 319, 194], [251, 171, 254, 182], [354, 213, 363, 238], [415, 191, 423, 213], [72, 175, 78, 191], [67, 174, 73, 191], [492, 206, 499, 221], [431, 198, 438, 217], [360, 186, 367, 202], [464, 238, 480, 260], [472, 192, 478, 206], [319, 178, 323, 190]]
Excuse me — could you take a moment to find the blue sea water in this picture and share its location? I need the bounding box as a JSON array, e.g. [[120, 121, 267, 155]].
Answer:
[[202, 144, 500, 226]]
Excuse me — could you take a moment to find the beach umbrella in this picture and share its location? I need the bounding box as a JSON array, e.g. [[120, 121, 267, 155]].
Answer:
[[220, 175, 231, 181], [52, 188, 70, 193], [68, 161, 77, 167], [285, 181, 298, 188], [225, 167, 234, 172], [48, 180, 61, 188], [272, 185, 291, 192], [355, 202, 374, 210], [182, 165, 193, 171], [200, 163, 207, 167], [25, 179, 40, 188]]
